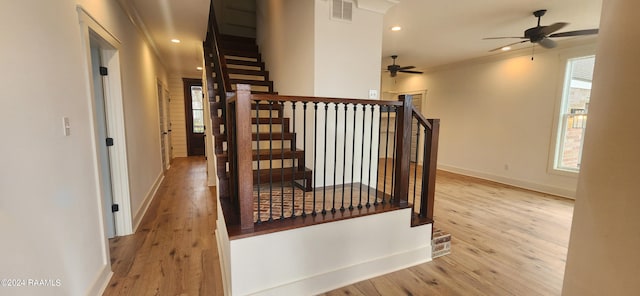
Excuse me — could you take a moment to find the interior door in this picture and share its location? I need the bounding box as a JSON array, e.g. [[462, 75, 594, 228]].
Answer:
[[157, 82, 168, 171], [183, 78, 205, 156], [91, 39, 116, 238], [165, 88, 173, 163]]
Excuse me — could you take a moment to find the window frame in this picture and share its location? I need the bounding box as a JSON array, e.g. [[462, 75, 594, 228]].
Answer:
[[548, 48, 596, 177]]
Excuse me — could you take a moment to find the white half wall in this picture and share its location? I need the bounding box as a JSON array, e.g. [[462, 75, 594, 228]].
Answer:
[[383, 43, 599, 198], [229, 209, 431, 295]]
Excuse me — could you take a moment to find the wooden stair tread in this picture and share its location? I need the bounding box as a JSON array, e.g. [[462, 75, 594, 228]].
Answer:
[[225, 58, 264, 68], [223, 49, 260, 59], [229, 79, 273, 87], [220, 42, 258, 52], [227, 68, 269, 77], [253, 167, 312, 183], [219, 149, 304, 161], [220, 34, 256, 44], [252, 132, 294, 141]]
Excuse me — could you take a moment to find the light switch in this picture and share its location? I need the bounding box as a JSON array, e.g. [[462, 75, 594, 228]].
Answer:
[[63, 117, 70, 136], [368, 89, 378, 99]]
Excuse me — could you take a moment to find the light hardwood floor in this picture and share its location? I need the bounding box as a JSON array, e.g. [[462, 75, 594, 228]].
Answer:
[[322, 171, 575, 296], [103, 158, 574, 296], [103, 157, 223, 295]]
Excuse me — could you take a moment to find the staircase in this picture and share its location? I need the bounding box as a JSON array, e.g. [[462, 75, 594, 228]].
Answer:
[[206, 34, 313, 203]]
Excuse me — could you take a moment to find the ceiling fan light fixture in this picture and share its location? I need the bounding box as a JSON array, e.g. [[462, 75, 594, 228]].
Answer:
[[391, 26, 402, 31], [171, 39, 181, 44]]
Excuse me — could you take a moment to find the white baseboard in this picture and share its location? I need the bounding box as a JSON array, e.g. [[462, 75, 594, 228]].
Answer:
[[438, 164, 576, 199], [249, 246, 431, 296], [132, 173, 164, 231], [86, 264, 112, 296]]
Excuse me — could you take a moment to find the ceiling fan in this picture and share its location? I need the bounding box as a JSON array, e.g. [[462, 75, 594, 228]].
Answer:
[[484, 9, 599, 52], [386, 55, 423, 77]]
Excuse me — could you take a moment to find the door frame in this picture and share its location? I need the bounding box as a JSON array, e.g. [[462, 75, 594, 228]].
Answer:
[[79, 8, 134, 241], [183, 78, 205, 156]]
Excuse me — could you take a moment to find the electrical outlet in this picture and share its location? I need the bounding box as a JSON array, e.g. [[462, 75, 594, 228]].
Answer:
[[63, 117, 70, 136], [369, 89, 378, 99]]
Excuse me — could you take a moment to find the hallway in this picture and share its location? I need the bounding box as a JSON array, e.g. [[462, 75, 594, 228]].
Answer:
[[103, 157, 224, 295]]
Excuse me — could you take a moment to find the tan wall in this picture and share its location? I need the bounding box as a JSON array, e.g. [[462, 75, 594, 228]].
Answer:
[[562, 0, 640, 294], [169, 75, 188, 157]]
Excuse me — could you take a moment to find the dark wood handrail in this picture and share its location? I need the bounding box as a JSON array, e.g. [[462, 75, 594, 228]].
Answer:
[[411, 106, 432, 130], [249, 94, 404, 106], [207, 3, 232, 94]]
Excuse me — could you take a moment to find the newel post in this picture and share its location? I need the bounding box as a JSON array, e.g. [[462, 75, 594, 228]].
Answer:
[[393, 95, 413, 206], [421, 119, 440, 220], [235, 84, 254, 230]]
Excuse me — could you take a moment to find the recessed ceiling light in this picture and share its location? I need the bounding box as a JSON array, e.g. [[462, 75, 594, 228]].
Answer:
[[171, 39, 181, 43], [501, 46, 511, 51], [196, 66, 203, 71], [391, 26, 402, 31]]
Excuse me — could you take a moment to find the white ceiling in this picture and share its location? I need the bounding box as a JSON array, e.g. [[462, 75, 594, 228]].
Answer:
[[382, 0, 603, 71], [124, 0, 602, 78], [119, 0, 210, 78]]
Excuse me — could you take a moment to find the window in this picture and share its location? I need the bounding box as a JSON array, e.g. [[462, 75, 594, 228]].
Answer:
[[191, 86, 204, 133], [554, 55, 595, 172]]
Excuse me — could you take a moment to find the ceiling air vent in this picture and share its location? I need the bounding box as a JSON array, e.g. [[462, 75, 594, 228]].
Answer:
[[332, 0, 353, 21]]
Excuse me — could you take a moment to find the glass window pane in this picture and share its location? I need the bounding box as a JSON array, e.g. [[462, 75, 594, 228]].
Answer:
[[191, 86, 203, 110], [555, 56, 594, 172], [193, 110, 204, 133]]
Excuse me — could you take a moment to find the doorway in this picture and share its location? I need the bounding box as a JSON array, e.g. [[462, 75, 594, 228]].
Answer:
[[183, 78, 205, 156], [157, 82, 171, 171], [80, 8, 134, 240], [91, 38, 116, 238]]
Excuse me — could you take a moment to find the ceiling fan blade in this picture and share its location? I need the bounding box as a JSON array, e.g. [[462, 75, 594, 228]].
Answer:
[[538, 37, 557, 49], [398, 66, 416, 70], [483, 37, 527, 40], [488, 40, 528, 52], [549, 29, 599, 38], [540, 22, 568, 35], [399, 70, 423, 74]]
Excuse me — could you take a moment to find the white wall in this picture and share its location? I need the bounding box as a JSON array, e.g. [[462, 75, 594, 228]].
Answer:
[[168, 75, 189, 157], [562, 0, 640, 294], [383, 43, 600, 198], [0, 0, 168, 294], [256, 0, 316, 96], [257, 0, 385, 187], [313, 0, 383, 99]]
